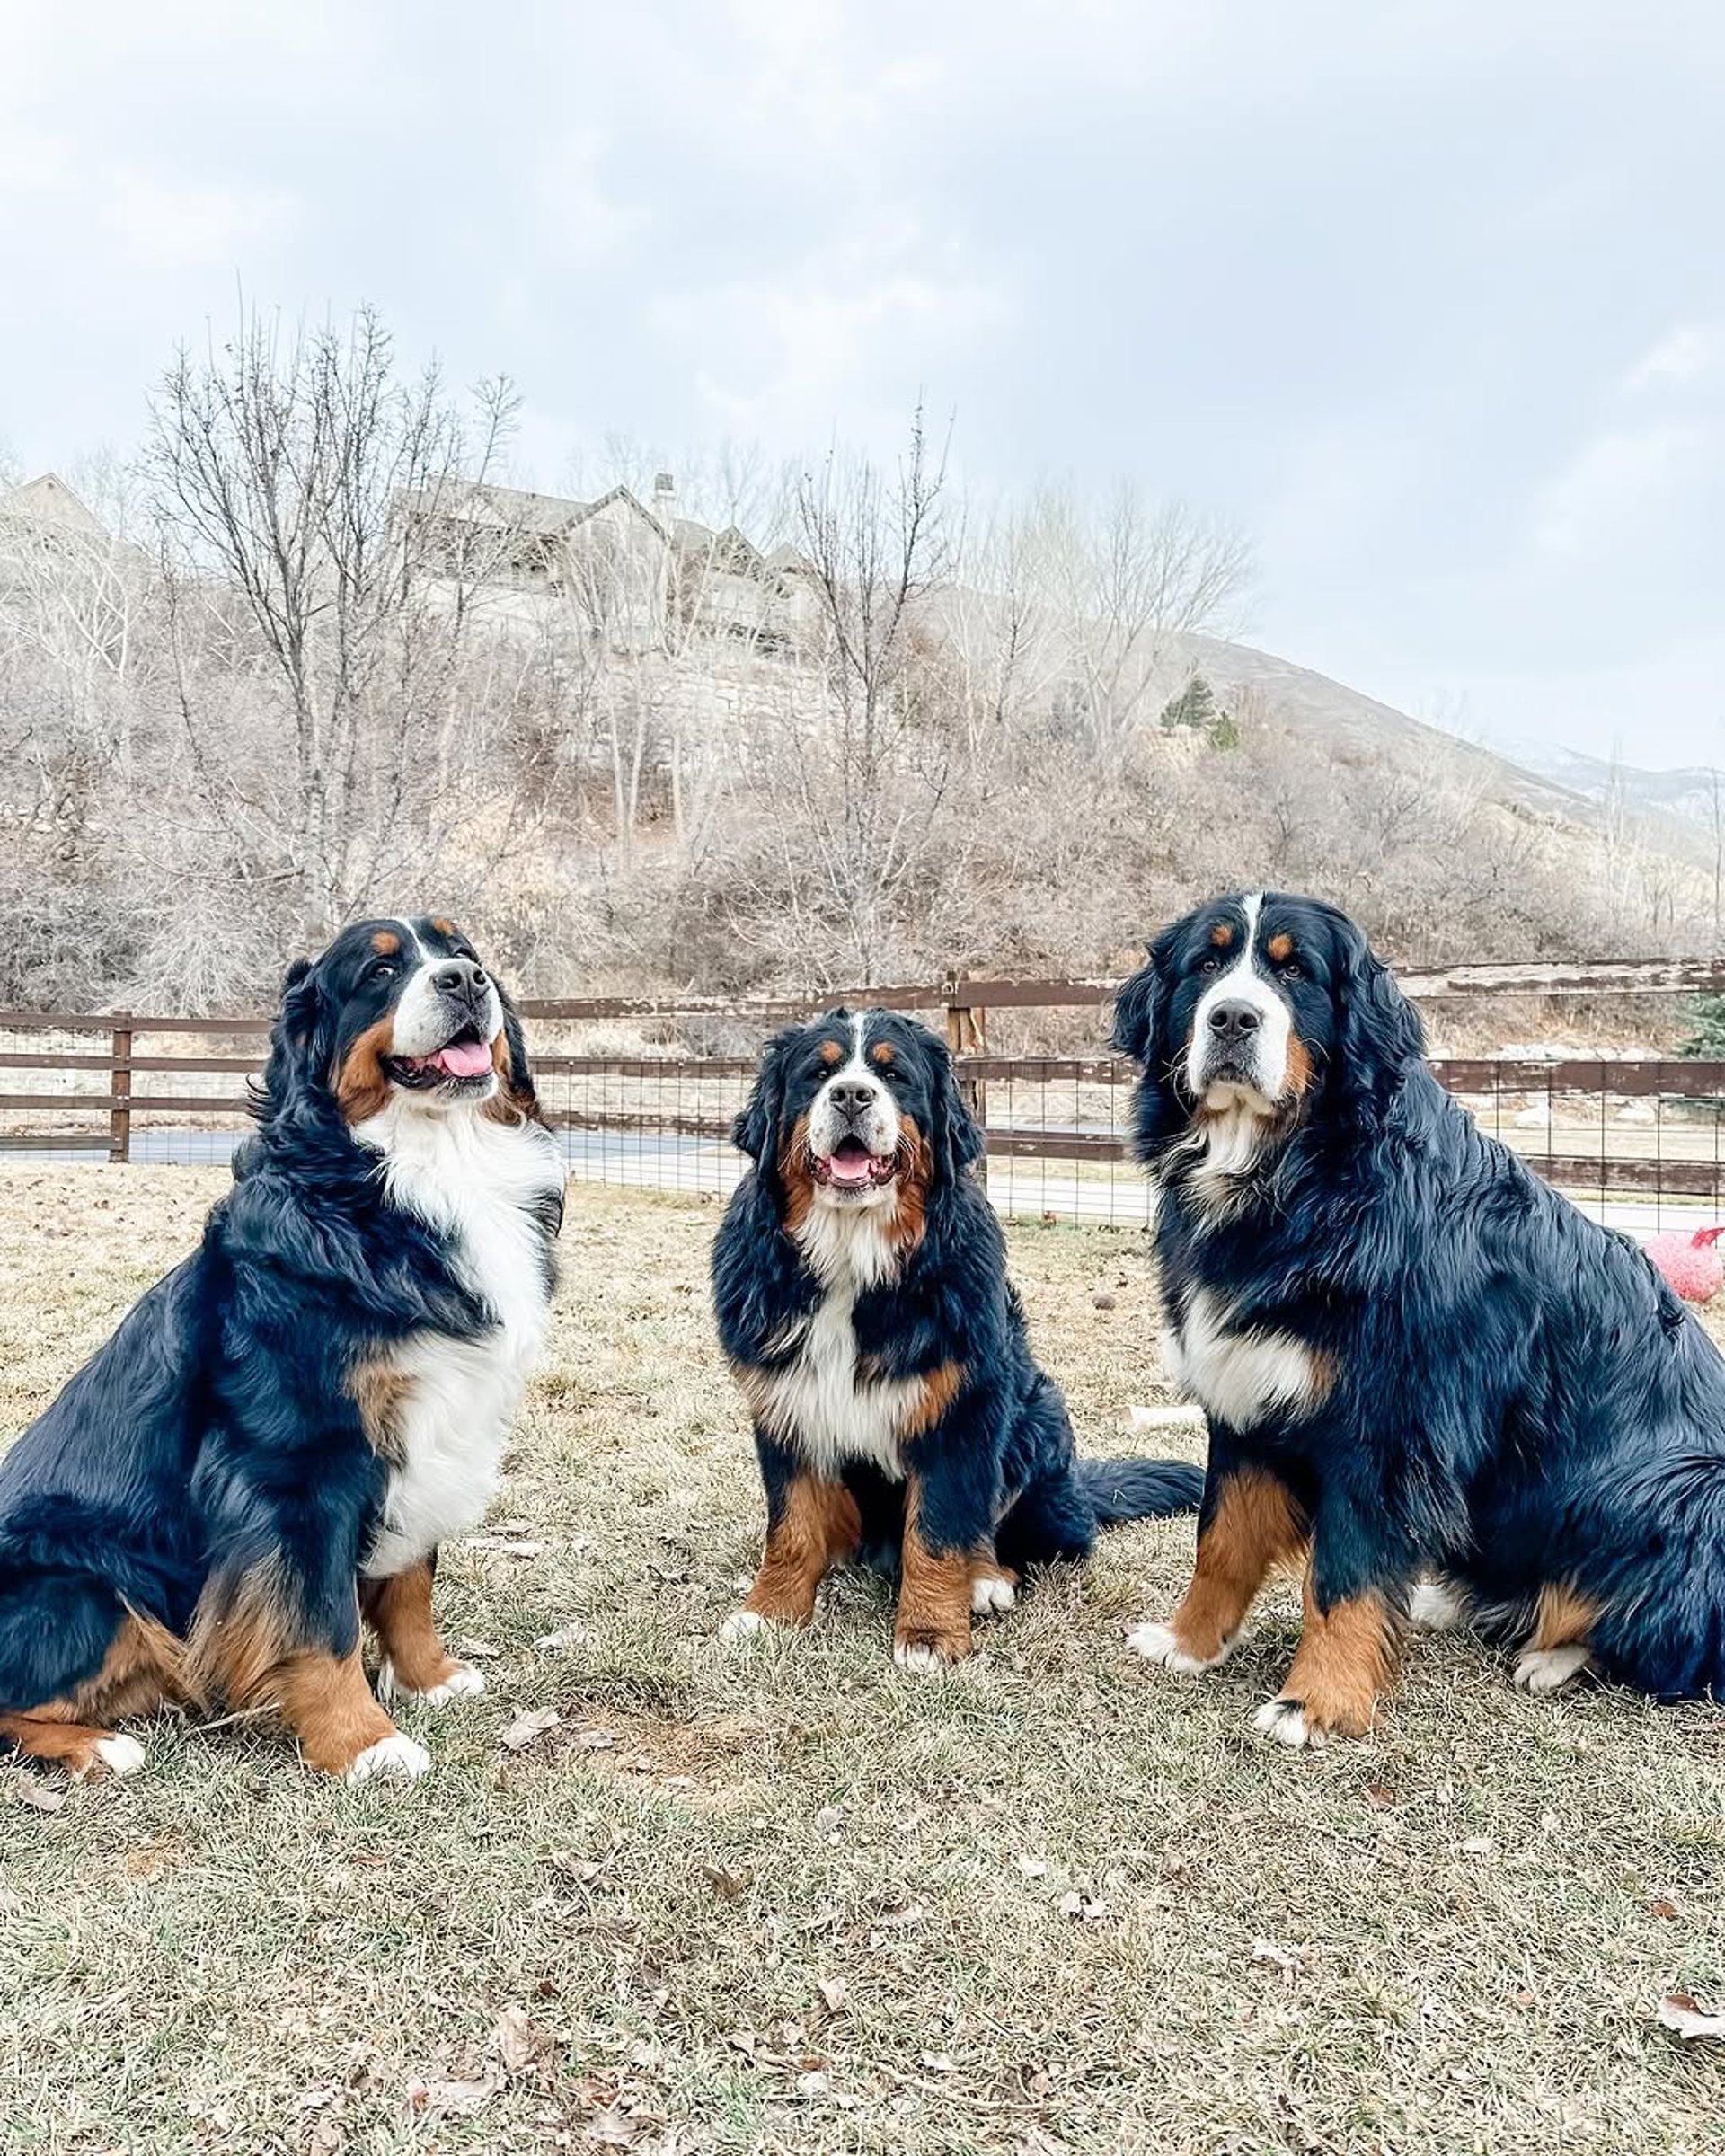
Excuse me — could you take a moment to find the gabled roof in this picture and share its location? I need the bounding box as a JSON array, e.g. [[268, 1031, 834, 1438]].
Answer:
[[1, 473, 106, 536]]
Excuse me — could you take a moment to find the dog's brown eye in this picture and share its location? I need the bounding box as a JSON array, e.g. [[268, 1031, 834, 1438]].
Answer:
[[1279, 959, 1303, 980], [1199, 955, 1222, 975], [367, 958, 397, 983]]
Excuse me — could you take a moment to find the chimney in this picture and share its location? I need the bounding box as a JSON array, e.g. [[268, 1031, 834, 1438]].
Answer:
[[652, 471, 676, 520]]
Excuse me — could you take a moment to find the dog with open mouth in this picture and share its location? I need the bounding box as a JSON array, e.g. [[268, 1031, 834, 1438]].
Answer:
[[712, 1008, 1202, 1668], [0, 916, 563, 1783]]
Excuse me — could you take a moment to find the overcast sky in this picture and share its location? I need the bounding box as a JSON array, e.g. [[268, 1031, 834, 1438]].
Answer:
[[4, 0, 1722, 770]]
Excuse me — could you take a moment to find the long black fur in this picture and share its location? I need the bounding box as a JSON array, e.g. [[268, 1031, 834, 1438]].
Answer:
[[1115, 890, 1725, 1700], [712, 1009, 1200, 1595], [0, 917, 547, 1740]]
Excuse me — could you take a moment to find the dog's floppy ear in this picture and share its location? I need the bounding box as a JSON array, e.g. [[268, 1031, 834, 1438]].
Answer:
[[1333, 914, 1425, 1116], [255, 954, 334, 1121], [493, 980, 539, 1113], [928, 1033, 986, 1181], [1110, 925, 1177, 1065], [732, 1026, 795, 1179]]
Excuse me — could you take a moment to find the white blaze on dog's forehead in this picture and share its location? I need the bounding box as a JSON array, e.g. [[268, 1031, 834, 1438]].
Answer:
[[1185, 888, 1291, 1107]]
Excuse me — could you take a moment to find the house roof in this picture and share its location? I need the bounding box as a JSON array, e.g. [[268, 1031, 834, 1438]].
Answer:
[[1, 473, 106, 535]]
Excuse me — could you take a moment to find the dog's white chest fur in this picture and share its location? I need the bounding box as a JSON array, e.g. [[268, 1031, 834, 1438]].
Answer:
[[354, 1103, 562, 1577], [1165, 1286, 1328, 1430], [750, 1203, 922, 1480]]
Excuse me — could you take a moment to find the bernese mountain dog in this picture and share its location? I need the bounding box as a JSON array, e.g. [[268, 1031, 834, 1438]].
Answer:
[[0, 916, 562, 1783], [1113, 889, 1725, 1747], [712, 1009, 1202, 1669]]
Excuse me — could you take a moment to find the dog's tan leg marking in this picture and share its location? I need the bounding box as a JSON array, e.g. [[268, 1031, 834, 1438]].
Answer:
[[363, 1562, 482, 1704], [1128, 1467, 1306, 1673], [725, 1475, 862, 1639], [894, 1478, 974, 1672], [1255, 1577, 1396, 1748]]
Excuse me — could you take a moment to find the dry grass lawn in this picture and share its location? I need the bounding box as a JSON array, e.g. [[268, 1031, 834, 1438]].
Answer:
[[2, 1166, 1723, 2155]]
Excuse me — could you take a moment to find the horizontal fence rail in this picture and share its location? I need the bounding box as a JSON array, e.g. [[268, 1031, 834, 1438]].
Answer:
[[3, 955, 1724, 1229]]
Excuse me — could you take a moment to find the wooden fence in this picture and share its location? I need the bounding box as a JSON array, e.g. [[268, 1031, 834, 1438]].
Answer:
[[3, 956, 1724, 1214]]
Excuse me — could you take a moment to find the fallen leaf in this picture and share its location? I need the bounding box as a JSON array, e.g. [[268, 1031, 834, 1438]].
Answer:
[[1650, 1895, 1683, 1921], [406, 2074, 498, 2117], [500, 1708, 562, 1753], [493, 2003, 553, 2074], [1362, 1781, 1397, 1809], [816, 1977, 848, 2014], [702, 1864, 752, 1902], [876, 1900, 924, 1929], [575, 1728, 616, 1752], [1251, 1938, 1305, 1984], [13, 1773, 65, 1815], [533, 1626, 593, 1654], [1659, 1992, 1725, 2040], [586, 2111, 640, 2146], [813, 1806, 845, 1835], [796, 2071, 831, 2097], [1015, 1855, 1049, 1878]]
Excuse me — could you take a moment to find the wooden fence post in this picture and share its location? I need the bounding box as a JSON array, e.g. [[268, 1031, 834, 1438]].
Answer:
[[109, 1018, 132, 1164], [942, 978, 988, 1162]]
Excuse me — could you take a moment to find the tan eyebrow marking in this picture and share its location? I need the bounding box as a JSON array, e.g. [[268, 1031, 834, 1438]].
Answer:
[[819, 1040, 844, 1066], [431, 916, 455, 938], [1209, 923, 1234, 948], [370, 931, 400, 956], [870, 1042, 896, 1066], [1267, 932, 1294, 962]]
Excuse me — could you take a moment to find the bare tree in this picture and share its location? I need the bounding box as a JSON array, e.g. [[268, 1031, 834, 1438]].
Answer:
[[146, 304, 523, 945]]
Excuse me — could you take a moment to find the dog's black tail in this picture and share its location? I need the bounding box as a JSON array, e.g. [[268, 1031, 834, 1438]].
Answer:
[[1077, 1456, 1204, 1525]]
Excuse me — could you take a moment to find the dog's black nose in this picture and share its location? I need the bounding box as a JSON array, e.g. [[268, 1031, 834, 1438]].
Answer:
[[433, 959, 489, 997], [1208, 999, 1261, 1039], [827, 1081, 877, 1115]]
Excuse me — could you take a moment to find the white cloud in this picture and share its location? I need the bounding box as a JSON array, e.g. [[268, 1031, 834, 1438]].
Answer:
[[1625, 324, 1725, 392]]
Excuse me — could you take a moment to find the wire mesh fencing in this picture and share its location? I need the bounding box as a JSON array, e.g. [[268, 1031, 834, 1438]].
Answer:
[[3, 977, 1725, 1233]]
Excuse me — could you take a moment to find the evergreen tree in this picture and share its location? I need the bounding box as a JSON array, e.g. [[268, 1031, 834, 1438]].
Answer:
[[1679, 994, 1725, 1059], [1159, 672, 1217, 731]]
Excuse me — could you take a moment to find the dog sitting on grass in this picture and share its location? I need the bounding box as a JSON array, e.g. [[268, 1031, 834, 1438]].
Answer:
[[712, 1007, 1202, 1667], [0, 917, 562, 1782], [1113, 889, 1725, 1747]]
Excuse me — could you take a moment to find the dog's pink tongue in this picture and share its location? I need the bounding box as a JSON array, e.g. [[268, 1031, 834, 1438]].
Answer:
[[825, 1149, 875, 1186], [436, 1038, 494, 1078]]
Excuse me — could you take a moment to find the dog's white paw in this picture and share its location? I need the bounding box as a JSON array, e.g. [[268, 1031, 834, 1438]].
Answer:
[[1513, 1645, 1593, 1694], [346, 1734, 432, 1784], [394, 1664, 486, 1707], [1252, 1698, 1322, 1749], [893, 1640, 959, 1676], [1126, 1621, 1231, 1674], [720, 1609, 770, 1645], [1408, 1581, 1466, 1633], [92, 1733, 146, 1779], [970, 1574, 1016, 1615]]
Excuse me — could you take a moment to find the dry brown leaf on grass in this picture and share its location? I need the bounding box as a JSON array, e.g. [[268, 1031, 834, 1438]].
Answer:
[[1057, 1892, 1110, 1922], [500, 1707, 562, 1753], [12, 1772, 65, 1814], [1251, 1939, 1306, 1984], [405, 2073, 500, 2117], [701, 1862, 751, 1901], [1650, 1895, 1683, 1920], [494, 2002, 557, 2075], [1659, 1992, 1725, 2040]]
